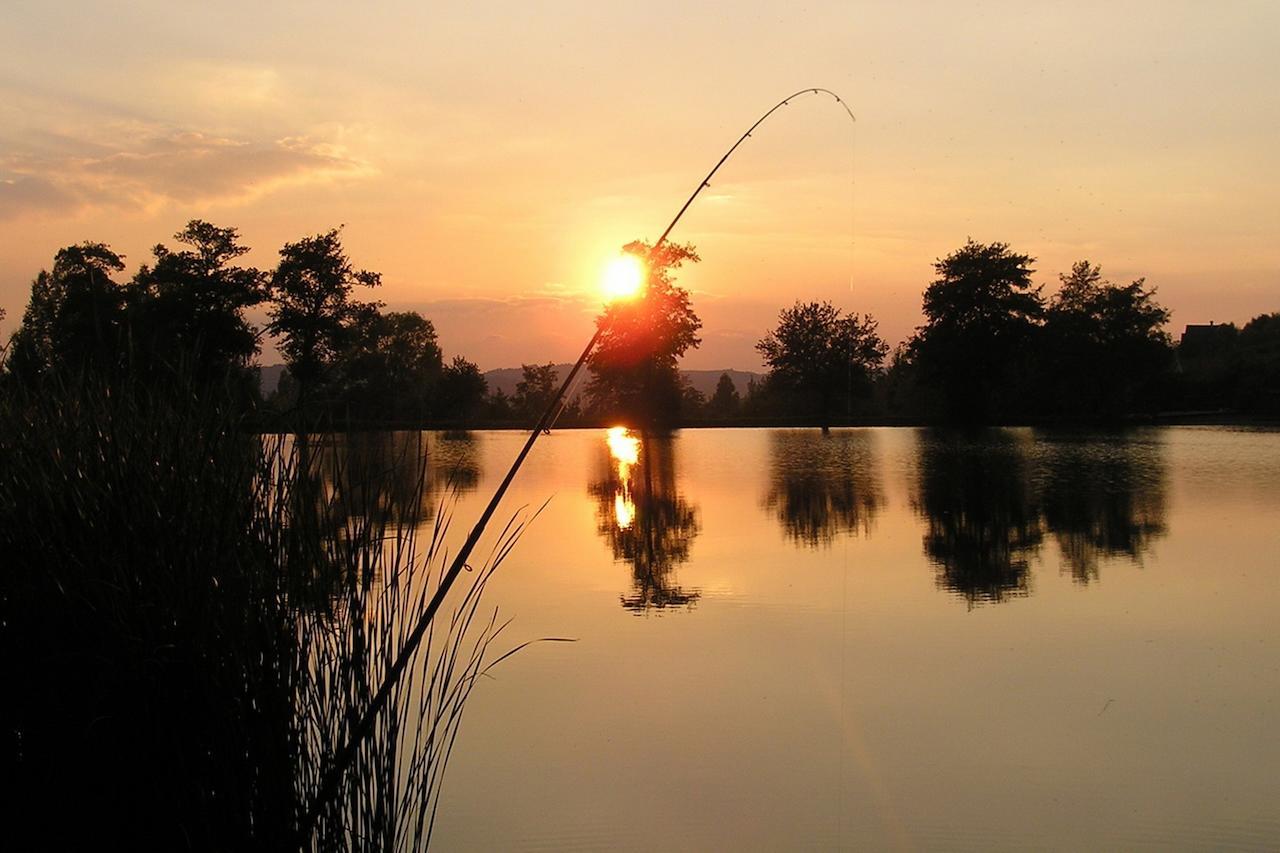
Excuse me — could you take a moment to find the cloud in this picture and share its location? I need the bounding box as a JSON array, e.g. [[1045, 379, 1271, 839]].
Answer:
[[0, 175, 78, 219], [0, 128, 373, 221]]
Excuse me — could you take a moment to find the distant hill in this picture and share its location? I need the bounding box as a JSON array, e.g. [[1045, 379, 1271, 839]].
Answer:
[[482, 364, 763, 400], [680, 369, 764, 399], [256, 363, 764, 400], [481, 364, 577, 399]]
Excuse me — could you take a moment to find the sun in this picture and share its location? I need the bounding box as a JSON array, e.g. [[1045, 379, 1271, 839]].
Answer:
[[601, 254, 645, 302]]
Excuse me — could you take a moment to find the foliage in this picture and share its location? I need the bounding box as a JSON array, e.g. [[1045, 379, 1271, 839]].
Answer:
[[513, 362, 559, 425], [586, 241, 702, 427], [129, 221, 267, 374], [484, 387, 516, 422], [706, 372, 741, 419], [437, 355, 488, 422], [340, 308, 444, 421], [680, 380, 707, 417], [757, 300, 888, 426], [1176, 312, 1280, 414], [6, 242, 128, 382], [3, 223, 1274, 427], [1039, 261, 1173, 417], [268, 228, 381, 412], [1235, 313, 1280, 414], [0, 363, 523, 850], [909, 240, 1044, 422]]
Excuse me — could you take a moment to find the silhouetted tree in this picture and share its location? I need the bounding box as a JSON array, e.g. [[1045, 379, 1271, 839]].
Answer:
[[877, 343, 934, 420], [1040, 261, 1173, 417], [1175, 321, 1240, 410], [127, 221, 267, 392], [680, 380, 707, 418], [267, 228, 381, 414], [909, 240, 1044, 422], [706, 372, 741, 419], [740, 374, 782, 418], [757, 300, 888, 429], [1175, 312, 1280, 414], [586, 241, 702, 428], [513, 362, 559, 425], [437, 355, 487, 421], [6, 243, 128, 382], [484, 387, 516, 422], [340, 308, 443, 421], [1234, 313, 1280, 414]]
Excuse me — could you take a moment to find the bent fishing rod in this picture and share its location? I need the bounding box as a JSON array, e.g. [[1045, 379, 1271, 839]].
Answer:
[[297, 87, 855, 839]]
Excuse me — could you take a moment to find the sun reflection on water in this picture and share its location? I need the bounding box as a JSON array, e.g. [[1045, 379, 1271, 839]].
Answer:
[[605, 426, 639, 529]]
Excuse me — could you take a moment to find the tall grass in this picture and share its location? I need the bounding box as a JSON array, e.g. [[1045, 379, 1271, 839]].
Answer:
[[0, 368, 528, 850]]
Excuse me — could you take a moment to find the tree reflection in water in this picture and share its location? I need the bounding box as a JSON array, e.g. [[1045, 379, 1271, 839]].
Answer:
[[763, 429, 884, 548], [590, 427, 701, 612], [299, 430, 481, 529], [913, 429, 1171, 604], [912, 430, 1043, 605], [1037, 431, 1167, 584]]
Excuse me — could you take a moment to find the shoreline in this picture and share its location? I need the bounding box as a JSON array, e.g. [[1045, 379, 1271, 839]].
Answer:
[[248, 411, 1280, 434]]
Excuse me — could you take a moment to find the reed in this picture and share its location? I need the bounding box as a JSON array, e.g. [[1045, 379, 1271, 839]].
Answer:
[[0, 365, 528, 850]]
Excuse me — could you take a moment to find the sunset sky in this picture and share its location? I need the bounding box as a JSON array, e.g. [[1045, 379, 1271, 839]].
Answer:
[[2, 1, 1276, 371]]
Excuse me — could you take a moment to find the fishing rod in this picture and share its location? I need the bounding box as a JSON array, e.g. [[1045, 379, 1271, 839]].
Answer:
[[297, 87, 855, 841]]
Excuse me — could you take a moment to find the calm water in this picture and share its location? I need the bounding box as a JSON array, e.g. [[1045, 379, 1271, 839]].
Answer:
[[396, 426, 1279, 851]]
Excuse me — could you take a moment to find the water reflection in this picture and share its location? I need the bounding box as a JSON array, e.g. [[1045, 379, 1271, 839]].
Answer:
[[912, 430, 1043, 605], [300, 430, 481, 527], [763, 430, 884, 548], [912, 429, 1172, 603], [1037, 432, 1168, 584], [590, 428, 701, 612], [436, 428, 1279, 851]]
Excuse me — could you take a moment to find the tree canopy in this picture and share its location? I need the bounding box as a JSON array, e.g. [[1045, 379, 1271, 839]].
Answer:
[[1, 223, 1270, 425], [908, 240, 1044, 422], [267, 228, 381, 411], [437, 356, 488, 422], [128, 221, 267, 388], [586, 240, 702, 427], [1040, 261, 1172, 416], [706, 372, 741, 419], [513, 362, 559, 425], [7, 242, 128, 382], [757, 300, 888, 427], [339, 309, 443, 421]]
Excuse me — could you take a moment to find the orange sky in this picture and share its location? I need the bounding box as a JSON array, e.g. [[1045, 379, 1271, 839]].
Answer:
[[2, 1, 1276, 370]]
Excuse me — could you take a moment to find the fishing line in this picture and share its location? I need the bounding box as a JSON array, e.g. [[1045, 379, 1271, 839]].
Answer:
[[840, 516, 850, 847], [652, 88, 855, 250], [547, 89, 857, 434], [547, 355, 590, 431], [297, 88, 859, 842], [840, 112, 857, 849]]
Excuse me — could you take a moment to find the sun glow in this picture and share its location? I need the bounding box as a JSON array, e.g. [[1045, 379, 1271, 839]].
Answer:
[[606, 426, 640, 529], [606, 426, 639, 470], [601, 254, 645, 302]]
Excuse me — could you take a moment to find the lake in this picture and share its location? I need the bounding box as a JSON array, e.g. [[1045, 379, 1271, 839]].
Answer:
[[395, 426, 1280, 851]]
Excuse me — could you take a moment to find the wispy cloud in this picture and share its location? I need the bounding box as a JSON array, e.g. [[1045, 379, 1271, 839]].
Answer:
[[0, 128, 373, 220]]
